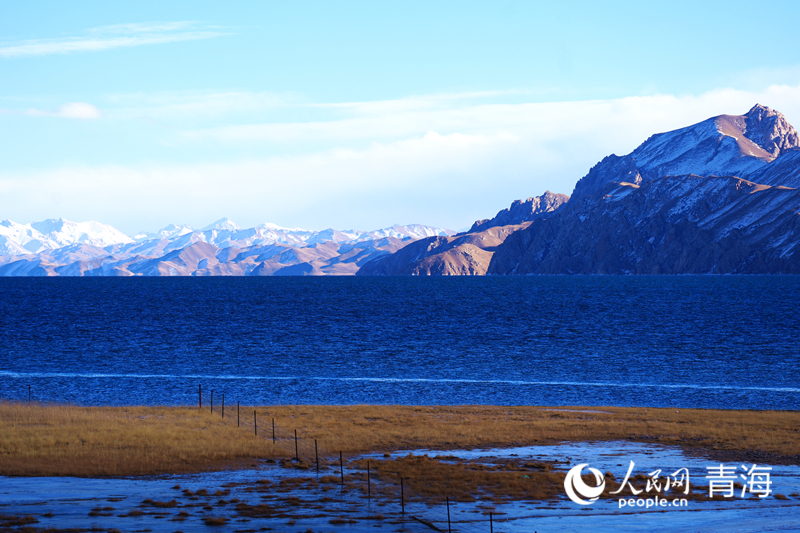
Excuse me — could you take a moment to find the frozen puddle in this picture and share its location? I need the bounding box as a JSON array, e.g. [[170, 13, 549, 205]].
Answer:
[[0, 442, 798, 532]]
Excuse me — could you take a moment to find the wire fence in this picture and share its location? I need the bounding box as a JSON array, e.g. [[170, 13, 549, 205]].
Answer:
[[2, 384, 515, 532], [199, 385, 335, 472], [198, 384, 510, 532]]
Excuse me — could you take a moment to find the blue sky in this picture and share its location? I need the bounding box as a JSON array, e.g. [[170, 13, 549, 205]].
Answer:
[[3, 1, 800, 234]]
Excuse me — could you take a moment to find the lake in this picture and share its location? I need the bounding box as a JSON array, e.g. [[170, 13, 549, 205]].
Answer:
[[0, 276, 798, 409]]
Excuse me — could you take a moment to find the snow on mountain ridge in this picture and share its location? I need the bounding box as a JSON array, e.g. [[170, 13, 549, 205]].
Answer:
[[31, 218, 134, 248], [1, 218, 133, 254], [134, 223, 194, 242], [0, 216, 454, 259], [744, 148, 800, 188], [573, 104, 800, 198], [201, 217, 240, 232]]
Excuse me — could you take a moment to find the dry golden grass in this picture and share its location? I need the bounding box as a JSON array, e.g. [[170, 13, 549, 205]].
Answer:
[[269, 405, 800, 461], [0, 402, 288, 476], [352, 454, 565, 502], [1, 402, 798, 477], [348, 454, 714, 503]]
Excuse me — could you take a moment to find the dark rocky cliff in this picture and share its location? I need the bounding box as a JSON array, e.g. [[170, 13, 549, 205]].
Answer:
[[488, 176, 800, 274]]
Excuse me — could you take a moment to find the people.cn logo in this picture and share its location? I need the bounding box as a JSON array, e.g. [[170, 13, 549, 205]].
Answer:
[[564, 463, 606, 505]]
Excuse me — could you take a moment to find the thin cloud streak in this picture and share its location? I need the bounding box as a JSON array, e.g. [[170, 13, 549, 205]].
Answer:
[[306, 89, 536, 114], [104, 91, 296, 120], [26, 102, 102, 119], [0, 22, 229, 58], [0, 102, 102, 119]]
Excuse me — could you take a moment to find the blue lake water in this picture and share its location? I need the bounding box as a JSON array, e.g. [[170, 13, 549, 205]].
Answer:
[[0, 276, 798, 409]]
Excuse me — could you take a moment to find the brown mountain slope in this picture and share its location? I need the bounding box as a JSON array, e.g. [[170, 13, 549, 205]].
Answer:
[[356, 223, 530, 276]]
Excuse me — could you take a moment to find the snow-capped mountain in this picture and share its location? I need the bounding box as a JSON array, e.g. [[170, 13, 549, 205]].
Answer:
[[130, 220, 454, 251], [201, 217, 241, 232], [0, 217, 455, 276], [360, 104, 800, 276], [0, 218, 133, 255], [573, 104, 800, 198], [133, 223, 194, 242]]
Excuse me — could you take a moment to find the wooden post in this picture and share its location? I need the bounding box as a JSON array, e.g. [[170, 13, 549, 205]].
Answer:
[[490, 511, 493, 533], [28, 385, 31, 403], [198, 384, 201, 408], [400, 476, 405, 515], [367, 460, 371, 498], [254, 410, 257, 436], [222, 393, 224, 418], [294, 429, 299, 461], [315, 439, 319, 474], [237, 402, 240, 427], [272, 418, 275, 444], [340, 451, 344, 486], [210, 391, 213, 414], [446, 496, 451, 533]]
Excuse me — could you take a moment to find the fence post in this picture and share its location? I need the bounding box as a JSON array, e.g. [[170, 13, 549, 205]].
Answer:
[[210, 391, 213, 414], [490, 511, 493, 533], [222, 394, 225, 418], [340, 451, 344, 486], [28, 385, 31, 404], [315, 439, 319, 474], [198, 384, 201, 408], [294, 429, 299, 461], [272, 418, 275, 444], [400, 476, 405, 515], [367, 460, 371, 498], [254, 410, 257, 436], [237, 402, 240, 427], [446, 496, 451, 533]]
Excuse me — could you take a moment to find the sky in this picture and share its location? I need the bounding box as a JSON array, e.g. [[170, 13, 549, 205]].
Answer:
[[3, 1, 800, 235]]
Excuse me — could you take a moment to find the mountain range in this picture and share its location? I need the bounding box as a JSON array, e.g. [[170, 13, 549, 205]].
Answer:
[[0, 218, 453, 276], [359, 104, 800, 275], [5, 104, 800, 276]]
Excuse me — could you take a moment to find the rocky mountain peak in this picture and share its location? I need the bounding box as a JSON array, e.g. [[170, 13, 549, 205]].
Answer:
[[743, 103, 800, 157], [571, 104, 799, 198], [467, 190, 569, 234]]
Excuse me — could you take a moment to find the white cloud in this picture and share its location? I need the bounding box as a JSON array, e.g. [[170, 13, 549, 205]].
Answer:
[[101, 89, 531, 121], [4, 83, 800, 233], [177, 84, 800, 152], [306, 89, 534, 114], [0, 21, 229, 58], [23, 102, 102, 119], [0, 131, 524, 233]]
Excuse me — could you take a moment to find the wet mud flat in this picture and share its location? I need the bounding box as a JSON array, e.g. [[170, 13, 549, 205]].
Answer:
[[1, 442, 799, 532]]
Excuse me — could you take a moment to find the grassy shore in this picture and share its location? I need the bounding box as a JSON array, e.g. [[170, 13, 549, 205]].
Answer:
[[1, 402, 798, 477]]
